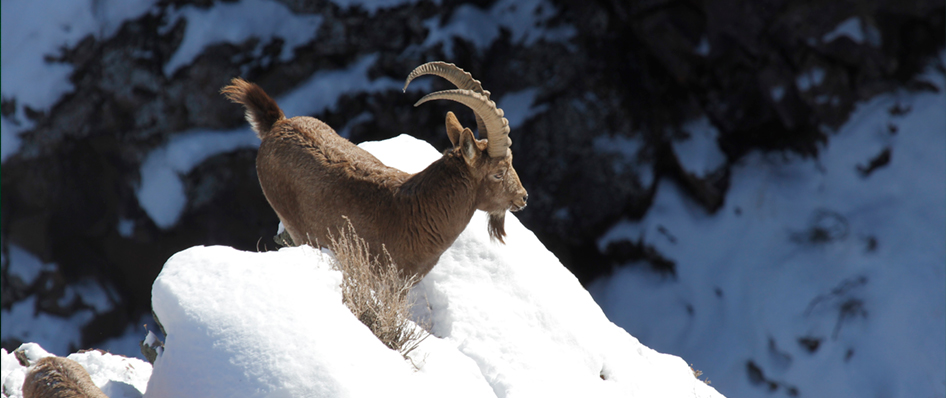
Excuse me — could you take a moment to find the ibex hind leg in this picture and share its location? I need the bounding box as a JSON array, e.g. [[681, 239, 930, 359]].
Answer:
[[274, 229, 295, 247]]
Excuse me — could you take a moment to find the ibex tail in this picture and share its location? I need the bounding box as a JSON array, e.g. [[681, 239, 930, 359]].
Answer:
[[222, 78, 285, 139]]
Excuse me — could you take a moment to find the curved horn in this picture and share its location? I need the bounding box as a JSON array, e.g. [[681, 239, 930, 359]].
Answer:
[[403, 62, 490, 97], [403, 62, 490, 138], [415, 89, 510, 158]]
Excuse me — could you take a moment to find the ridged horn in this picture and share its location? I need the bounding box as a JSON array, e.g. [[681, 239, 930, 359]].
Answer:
[[403, 62, 489, 97], [415, 89, 511, 158], [403, 62, 490, 139]]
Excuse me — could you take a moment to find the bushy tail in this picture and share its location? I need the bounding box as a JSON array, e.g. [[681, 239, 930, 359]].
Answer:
[[221, 78, 285, 139]]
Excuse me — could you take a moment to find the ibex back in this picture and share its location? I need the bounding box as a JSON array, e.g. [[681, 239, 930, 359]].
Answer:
[[223, 62, 527, 279]]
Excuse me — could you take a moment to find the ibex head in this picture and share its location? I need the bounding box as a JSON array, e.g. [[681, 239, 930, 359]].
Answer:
[[405, 62, 528, 242]]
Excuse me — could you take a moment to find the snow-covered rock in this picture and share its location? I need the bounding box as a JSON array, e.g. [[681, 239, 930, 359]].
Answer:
[[143, 135, 722, 398]]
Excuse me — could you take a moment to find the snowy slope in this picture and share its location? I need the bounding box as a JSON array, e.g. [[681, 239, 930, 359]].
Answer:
[[142, 135, 721, 398], [591, 59, 946, 397]]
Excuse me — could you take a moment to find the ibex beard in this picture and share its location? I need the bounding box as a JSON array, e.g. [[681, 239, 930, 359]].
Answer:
[[222, 62, 527, 280]]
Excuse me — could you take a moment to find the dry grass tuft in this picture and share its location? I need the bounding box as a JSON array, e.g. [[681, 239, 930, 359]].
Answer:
[[328, 218, 428, 360], [690, 363, 712, 385]]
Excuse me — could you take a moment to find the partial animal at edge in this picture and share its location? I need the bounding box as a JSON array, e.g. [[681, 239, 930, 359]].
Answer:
[[22, 356, 108, 398]]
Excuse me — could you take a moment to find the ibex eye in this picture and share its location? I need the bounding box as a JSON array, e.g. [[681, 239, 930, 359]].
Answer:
[[493, 171, 505, 180]]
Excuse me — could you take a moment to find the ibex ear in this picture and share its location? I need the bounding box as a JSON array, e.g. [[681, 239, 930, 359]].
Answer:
[[458, 127, 478, 165], [445, 111, 463, 147]]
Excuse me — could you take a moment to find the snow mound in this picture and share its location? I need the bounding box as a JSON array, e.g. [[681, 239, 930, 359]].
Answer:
[[144, 135, 722, 398], [1, 343, 152, 398], [162, 0, 322, 76]]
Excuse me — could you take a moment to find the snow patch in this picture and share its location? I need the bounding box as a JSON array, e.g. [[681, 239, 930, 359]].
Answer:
[[358, 134, 444, 173], [593, 134, 655, 186], [162, 0, 322, 76], [770, 85, 785, 102], [796, 67, 826, 91], [1, 0, 159, 162], [62, 280, 114, 313], [498, 87, 549, 130], [1, 297, 95, 356], [277, 54, 402, 118], [1, 349, 25, 396], [137, 129, 258, 229], [823, 17, 880, 46], [1, 247, 132, 358], [5, 244, 53, 285], [423, 0, 575, 58], [1, 115, 27, 164], [593, 134, 643, 161], [118, 218, 136, 237], [674, 117, 727, 178], [597, 219, 645, 252], [328, 0, 431, 15], [823, 17, 864, 44], [1, 0, 158, 112], [75, 350, 151, 398], [695, 36, 711, 56], [336, 111, 374, 138]]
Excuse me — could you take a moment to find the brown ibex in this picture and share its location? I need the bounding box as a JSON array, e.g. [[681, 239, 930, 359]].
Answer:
[[222, 62, 528, 279], [22, 356, 108, 398]]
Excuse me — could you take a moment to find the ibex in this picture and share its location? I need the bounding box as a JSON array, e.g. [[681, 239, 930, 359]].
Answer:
[[22, 356, 107, 398], [223, 62, 528, 279]]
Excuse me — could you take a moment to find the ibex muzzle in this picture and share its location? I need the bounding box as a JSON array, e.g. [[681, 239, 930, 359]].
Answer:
[[223, 62, 527, 279]]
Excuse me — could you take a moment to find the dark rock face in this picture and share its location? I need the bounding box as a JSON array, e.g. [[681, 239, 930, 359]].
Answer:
[[1, 0, 942, 351]]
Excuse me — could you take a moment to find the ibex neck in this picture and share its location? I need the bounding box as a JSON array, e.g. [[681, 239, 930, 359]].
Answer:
[[398, 153, 477, 251]]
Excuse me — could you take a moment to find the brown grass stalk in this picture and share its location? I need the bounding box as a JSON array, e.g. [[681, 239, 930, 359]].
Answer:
[[328, 218, 428, 360]]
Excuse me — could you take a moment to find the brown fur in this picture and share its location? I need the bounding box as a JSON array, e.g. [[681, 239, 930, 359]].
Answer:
[[223, 78, 527, 279], [22, 357, 108, 398]]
